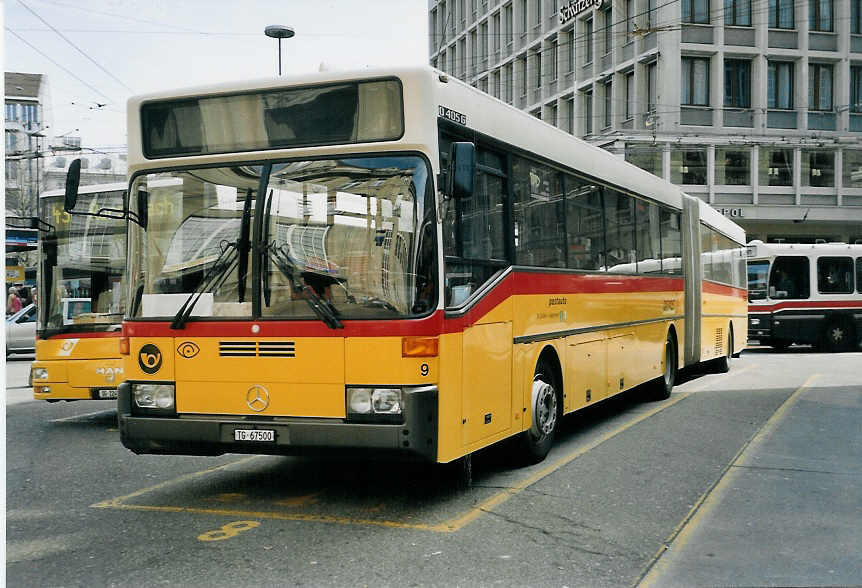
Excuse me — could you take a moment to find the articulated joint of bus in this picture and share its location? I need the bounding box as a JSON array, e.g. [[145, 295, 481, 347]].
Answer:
[[116, 382, 439, 461]]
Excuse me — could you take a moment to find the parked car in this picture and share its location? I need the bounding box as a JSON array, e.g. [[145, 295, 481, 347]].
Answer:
[[6, 303, 36, 357]]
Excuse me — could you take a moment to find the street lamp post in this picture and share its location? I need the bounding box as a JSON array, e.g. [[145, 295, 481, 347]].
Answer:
[[264, 25, 295, 76]]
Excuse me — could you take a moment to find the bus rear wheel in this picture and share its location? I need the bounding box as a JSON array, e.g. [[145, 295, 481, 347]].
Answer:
[[519, 363, 561, 464], [649, 332, 677, 401], [714, 328, 733, 373], [823, 318, 856, 352]]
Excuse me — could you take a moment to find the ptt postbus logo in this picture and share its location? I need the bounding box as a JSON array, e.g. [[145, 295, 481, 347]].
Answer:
[[138, 344, 163, 374], [177, 341, 200, 358]]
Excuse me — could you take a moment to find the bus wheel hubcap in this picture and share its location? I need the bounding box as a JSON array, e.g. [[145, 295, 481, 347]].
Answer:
[[531, 378, 557, 437]]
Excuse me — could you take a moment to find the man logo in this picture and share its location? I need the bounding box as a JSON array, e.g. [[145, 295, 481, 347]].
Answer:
[[138, 343, 163, 374], [177, 341, 200, 358]]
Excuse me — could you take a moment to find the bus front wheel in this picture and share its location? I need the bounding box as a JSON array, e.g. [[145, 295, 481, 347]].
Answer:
[[519, 363, 561, 464]]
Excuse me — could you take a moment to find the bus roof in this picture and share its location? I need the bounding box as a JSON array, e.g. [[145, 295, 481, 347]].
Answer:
[[747, 239, 862, 258], [126, 65, 745, 244]]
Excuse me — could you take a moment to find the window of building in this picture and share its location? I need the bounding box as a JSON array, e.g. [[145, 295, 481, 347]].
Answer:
[[567, 96, 575, 134], [724, 0, 751, 25], [625, 145, 662, 176], [5, 103, 18, 122], [565, 175, 604, 270], [809, 0, 833, 32], [682, 0, 709, 24], [759, 148, 793, 186], [550, 38, 558, 81], [768, 61, 794, 109], [535, 0, 542, 27], [647, 61, 657, 112], [851, 65, 862, 113], [724, 59, 751, 108], [626, 0, 635, 42], [5, 130, 18, 152], [604, 81, 613, 128], [802, 150, 834, 187], [768, 0, 794, 28], [534, 50, 542, 88], [520, 0, 527, 34], [809, 64, 833, 111], [505, 63, 514, 103], [671, 147, 708, 184], [603, 6, 613, 54], [647, 0, 658, 27], [843, 150, 862, 188], [818, 257, 853, 294], [584, 18, 594, 64], [853, 0, 862, 34], [520, 56, 528, 97], [625, 72, 635, 119], [6, 160, 18, 181], [716, 148, 750, 185], [681, 57, 710, 106], [504, 3, 513, 45], [584, 90, 593, 135]]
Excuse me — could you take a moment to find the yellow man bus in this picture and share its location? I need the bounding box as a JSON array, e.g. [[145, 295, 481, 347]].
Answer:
[[110, 67, 746, 464], [31, 183, 127, 401]]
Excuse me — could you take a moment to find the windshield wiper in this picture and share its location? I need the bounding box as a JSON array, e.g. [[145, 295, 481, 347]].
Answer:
[[268, 244, 343, 329], [260, 189, 274, 307], [170, 241, 239, 329], [236, 189, 253, 302]]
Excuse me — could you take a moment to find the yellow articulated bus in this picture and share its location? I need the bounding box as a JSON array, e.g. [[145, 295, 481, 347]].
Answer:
[[31, 183, 127, 402], [110, 67, 746, 464]]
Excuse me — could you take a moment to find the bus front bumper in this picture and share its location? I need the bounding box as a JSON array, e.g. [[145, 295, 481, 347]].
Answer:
[[117, 382, 438, 461]]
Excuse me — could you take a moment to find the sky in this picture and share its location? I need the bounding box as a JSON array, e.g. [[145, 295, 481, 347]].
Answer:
[[3, 0, 430, 149]]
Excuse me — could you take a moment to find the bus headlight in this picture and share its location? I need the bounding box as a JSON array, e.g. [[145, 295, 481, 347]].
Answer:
[[32, 368, 49, 380], [132, 383, 176, 410], [347, 387, 402, 418]]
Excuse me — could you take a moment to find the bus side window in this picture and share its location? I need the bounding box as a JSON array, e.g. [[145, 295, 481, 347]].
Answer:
[[817, 257, 853, 294], [769, 256, 809, 299], [857, 258, 862, 294]]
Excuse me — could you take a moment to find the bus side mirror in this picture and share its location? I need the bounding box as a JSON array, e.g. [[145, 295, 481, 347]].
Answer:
[[447, 142, 475, 199], [64, 159, 81, 212], [136, 188, 149, 230]]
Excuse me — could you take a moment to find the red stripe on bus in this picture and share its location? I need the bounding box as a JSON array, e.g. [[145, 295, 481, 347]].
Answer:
[[703, 280, 747, 299], [124, 272, 686, 338], [124, 313, 445, 338], [748, 300, 862, 313]]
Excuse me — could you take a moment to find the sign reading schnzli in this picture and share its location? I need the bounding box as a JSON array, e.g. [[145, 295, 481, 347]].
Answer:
[[559, 0, 603, 24]]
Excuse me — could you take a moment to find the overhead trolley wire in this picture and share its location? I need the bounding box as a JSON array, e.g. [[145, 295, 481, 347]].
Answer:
[[16, 0, 136, 94]]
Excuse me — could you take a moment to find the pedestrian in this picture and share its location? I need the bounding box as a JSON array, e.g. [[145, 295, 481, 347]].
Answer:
[[19, 286, 33, 307], [7, 286, 22, 315]]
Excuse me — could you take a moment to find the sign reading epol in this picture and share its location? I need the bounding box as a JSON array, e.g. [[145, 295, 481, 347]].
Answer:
[[560, 0, 604, 24]]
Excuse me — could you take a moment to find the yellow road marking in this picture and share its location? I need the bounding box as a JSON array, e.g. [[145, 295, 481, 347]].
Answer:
[[636, 373, 820, 588], [92, 365, 759, 533]]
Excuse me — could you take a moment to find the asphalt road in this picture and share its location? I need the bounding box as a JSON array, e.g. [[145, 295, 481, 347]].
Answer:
[[5, 349, 861, 587]]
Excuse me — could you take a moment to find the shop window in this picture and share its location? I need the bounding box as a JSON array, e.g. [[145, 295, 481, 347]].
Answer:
[[759, 148, 793, 187], [671, 148, 707, 185], [716, 149, 750, 185], [802, 150, 834, 188]]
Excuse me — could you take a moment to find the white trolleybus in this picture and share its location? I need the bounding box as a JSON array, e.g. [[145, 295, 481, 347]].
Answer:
[[747, 240, 862, 351], [114, 66, 746, 464]]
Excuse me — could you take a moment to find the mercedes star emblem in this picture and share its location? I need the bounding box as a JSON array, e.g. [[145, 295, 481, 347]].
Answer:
[[246, 385, 270, 412]]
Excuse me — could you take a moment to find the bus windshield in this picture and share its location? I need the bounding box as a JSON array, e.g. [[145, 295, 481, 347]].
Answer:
[[40, 192, 127, 333], [747, 260, 770, 301], [128, 155, 437, 322]]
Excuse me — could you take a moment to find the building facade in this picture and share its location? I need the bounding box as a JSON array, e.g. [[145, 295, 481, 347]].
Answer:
[[428, 0, 862, 244], [5, 72, 52, 219]]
